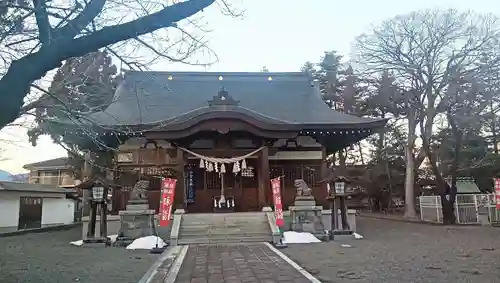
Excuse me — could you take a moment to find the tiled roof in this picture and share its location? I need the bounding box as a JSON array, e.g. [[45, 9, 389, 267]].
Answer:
[[83, 71, 385, 129], [0, 181, 75, 193], [23, 157, 69, 169]]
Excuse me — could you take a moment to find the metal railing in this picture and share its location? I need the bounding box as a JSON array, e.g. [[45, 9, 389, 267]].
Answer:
[[419, 194, 500, 224]]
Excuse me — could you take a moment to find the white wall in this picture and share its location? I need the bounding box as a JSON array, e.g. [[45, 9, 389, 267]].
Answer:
[[42, 198, 75, 226], [0, 191, 74, 231], [0, 192, 20, 229]]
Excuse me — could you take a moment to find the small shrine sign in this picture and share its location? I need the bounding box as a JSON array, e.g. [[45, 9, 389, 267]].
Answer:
[[159, 178, 177, 227], [271, 177, 285, 227]]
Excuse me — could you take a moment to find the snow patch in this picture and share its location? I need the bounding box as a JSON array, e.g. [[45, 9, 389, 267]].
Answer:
[[70, 240, 83, 246], [353, 232, 363, 239], [126, 236, 166, 250], [282, 231, 321, 244]]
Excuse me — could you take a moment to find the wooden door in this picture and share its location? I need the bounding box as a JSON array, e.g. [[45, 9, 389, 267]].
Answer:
[[18, 197, 43, 230], [184, 159, 260, 213]]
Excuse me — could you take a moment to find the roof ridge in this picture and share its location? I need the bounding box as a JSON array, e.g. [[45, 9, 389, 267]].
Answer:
[[125, 70, 309, 77]]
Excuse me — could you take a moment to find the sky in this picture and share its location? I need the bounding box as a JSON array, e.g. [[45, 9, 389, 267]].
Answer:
[[0, 0, 498, 173]]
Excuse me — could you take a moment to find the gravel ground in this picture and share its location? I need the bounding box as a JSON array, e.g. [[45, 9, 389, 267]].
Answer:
[[0, 226, 160, 283], [282, 217, 500, 283]]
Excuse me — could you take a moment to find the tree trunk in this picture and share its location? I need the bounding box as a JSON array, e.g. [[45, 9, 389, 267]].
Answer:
[[404, 107, 417, 219], [440, 194, 456, 225], [420, 112, 457, 225]]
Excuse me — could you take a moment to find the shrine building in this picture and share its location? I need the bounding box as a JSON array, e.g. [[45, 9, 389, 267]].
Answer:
[[52, 71, 386, 214]]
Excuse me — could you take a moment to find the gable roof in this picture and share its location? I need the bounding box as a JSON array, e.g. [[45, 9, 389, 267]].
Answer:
[[23, 157, 69, 170], [0, 181, 75, 194], [83, 71, 385, 130]]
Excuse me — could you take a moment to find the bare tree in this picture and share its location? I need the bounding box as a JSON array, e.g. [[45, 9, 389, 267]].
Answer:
[[0, 0, 239, 130], [354, 9, 500, 223]]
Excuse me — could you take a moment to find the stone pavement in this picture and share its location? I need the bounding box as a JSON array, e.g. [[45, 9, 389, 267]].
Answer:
[[0, 226, 158, 283], [174, 243, 315, 283]]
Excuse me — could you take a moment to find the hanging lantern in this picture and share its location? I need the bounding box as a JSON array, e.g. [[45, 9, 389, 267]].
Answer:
[[199, 158, 205, 168], [241, 159, 247, 169], [221, 163, 226, 173]]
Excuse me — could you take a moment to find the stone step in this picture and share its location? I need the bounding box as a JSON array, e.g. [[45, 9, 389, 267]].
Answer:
[[177, 235, 272, 245], [179, 228, 271, 236], [183, 212, 266, 218], [182, 215, 267, 222], [180, 222, 269, 228], [179, 226, 271, 233], [181, 223, 268, 228]]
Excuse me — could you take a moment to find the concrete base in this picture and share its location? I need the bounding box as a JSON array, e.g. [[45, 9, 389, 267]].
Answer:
[[174, 209, 186, 214], [262, 206, 273, 212], [293, 196, 317, 207], [115, 208, 157, 247], [82, 215, 120, 241], [329, 229, 356, 241], [289, 198, 327, 240], [321, 209, 357, 232]]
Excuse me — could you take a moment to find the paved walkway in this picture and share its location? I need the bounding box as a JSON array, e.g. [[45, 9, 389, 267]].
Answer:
[[174, 243, 315, 283]]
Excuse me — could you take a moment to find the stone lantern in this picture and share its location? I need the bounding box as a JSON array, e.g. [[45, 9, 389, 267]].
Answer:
[[78, 177, 113, 244], [324, 175, 354, 240]]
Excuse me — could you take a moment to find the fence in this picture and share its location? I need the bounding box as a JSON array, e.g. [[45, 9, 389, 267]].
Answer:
[[419, 194, 500, 224]]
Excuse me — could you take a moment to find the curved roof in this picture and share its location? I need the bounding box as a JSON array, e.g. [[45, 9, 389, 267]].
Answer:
[[86, 71, 385, 130]]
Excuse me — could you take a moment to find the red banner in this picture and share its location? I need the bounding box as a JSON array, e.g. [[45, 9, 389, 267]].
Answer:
[[159, 178, 177, 227], [271, 177, 285, 227], [495, 178, 500, 210]]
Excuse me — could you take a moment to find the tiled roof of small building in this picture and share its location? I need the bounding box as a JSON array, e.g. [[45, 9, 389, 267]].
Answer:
[[0, 181, 75, 193]]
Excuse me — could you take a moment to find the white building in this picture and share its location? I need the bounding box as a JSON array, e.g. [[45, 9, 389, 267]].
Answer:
[[0, 181, 76, 233]]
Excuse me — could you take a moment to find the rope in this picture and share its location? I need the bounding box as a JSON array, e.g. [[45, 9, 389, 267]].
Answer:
[[176, 146, 266, 163]]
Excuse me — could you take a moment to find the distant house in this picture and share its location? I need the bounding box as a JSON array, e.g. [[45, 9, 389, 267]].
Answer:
[[23, 157, 81, 188], [0, 182, 76, 233]]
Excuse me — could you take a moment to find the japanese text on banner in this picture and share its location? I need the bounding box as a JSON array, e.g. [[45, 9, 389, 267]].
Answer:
[[159, 178, 177, 227], [271, 177, 285, 227]]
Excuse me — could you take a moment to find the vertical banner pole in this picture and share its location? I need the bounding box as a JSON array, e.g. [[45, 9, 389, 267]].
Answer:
[[271, 177, 285, 227], [495, 178, 500, 210], [159, 178, 178, 227]]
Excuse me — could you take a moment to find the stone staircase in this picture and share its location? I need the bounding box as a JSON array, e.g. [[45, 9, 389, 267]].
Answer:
[[177, 212, 273, 245]]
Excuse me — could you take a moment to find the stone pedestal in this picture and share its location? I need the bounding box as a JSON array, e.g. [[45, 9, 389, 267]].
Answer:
[[114, 200, 157, 247], [288, 196, 327, 240]]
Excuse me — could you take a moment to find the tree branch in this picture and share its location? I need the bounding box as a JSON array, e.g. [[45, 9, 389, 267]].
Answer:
[[55, 0, 106, 39], [33, 0, 52, 43], [0, 0, 216, 129]]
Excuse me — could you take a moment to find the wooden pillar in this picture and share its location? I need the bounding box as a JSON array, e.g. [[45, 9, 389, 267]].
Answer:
[[87, 201, 97, 238], [100, 187, 109, 238], [175, 148, 186, 210], [258, 146, 270, 208]]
